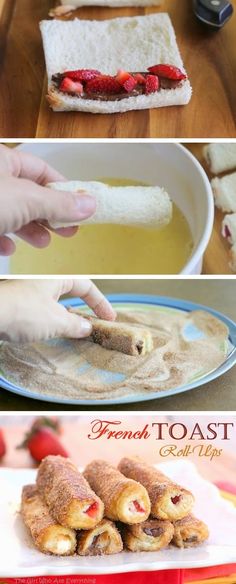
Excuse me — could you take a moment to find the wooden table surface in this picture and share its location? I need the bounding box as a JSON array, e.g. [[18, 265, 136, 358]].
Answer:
[[0, 0, 235, 138], [186, 143, 235, 275], [1, 415, 236, 489], [0, 279, 235, 412]]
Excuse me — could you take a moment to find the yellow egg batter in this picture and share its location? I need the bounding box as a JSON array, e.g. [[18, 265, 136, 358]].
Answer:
[[11, 178, 193, 275]]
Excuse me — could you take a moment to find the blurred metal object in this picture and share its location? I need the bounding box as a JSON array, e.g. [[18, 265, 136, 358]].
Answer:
[[193, 0, 233, 28]]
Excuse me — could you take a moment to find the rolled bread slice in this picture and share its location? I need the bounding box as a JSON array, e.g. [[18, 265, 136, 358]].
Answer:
[[61, 0, 162, 6], [47, 181, 172, 229], [211, 172, 236, 213], [222, 213, 236, 246], [229, 244, 236, 272], [203, 144, 236, 175], [69, 308, 154, 356], [21, 484, 77, 556], [40, 15, 192, 114]]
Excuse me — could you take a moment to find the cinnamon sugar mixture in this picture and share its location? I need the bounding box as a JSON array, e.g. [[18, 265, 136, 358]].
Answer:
[[0, 309, 228, 401]]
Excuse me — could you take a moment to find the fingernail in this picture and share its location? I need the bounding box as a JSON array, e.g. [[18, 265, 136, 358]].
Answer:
[[75, 194, 96, 219], [80, 318, 93, 337]]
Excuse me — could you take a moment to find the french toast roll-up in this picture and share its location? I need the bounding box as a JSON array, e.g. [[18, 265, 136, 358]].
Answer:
[[118, 457, 194, 521], [172, 514, 209, 548], [122, 518, 174, 552], [77, 518, 123, 556], [83, 459, 151, 524], [36, 456, 104, 530], [21, 485, 77, 556], [68, 308, 153, 356]]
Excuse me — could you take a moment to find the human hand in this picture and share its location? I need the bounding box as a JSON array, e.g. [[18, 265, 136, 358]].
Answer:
[[0, 145, 96, 256], [0, 279, 116, 342]]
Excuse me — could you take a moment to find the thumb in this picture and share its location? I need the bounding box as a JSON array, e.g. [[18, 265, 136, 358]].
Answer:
[[32, 182, 96, 225], [59, 312, 93, 339]]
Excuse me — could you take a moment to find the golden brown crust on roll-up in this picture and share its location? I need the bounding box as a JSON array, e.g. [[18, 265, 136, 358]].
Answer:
[[83, 459, 150, 524], [78, 518, 123, 556], [122, 518, 174, 552], [21, 484, 76, 556], [68, 308, 153, 356], [36, 456, 104, 530], [172, 514, 209, 548], [118, 457, 194, 521]]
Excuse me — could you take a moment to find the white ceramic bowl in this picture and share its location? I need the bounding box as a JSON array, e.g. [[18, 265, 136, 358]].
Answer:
[[0, 143, 214, 275]]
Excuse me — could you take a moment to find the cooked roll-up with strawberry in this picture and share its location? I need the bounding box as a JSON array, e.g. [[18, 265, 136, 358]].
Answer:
[[78, 518, 123, 555], [37, 455, 104, 529], [172, 514, 209, 548], [118, 457, 194, 521], [122, 518, 174, 552], [83, 459, 150, 524], [21, 484, 76, 556]]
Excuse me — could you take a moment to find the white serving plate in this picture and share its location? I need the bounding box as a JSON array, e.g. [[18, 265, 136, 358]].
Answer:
[[0, 460, 235, 577]]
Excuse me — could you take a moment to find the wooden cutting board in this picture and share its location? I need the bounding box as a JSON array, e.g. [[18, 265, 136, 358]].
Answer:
[[0, 0, 235, 138]]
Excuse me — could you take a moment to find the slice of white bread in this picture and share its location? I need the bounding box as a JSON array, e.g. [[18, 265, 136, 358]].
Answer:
[[61, 0, 162, 6], [47, 181, 172, 229], [203, 144, 236, 175], [222, 213, 236, 246], [211, 172, 236, 213], [40, 15, 192, 114]]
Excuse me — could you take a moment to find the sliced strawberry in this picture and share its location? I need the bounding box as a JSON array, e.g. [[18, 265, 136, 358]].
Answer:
[[145, 74, 159, 95], [134, 73, 146, 85], [133, 500, 145, 513], [115, 70, 137, 93], [224, 225, 231, 238], [86, 75, 123, 95], [62, 69, 101, 81], [148, 64, 186, 81], [0, 428, 6, 459], [171, 495, 181, 505], [85, 501, 98, 517], [116, 69, 132, 84], [123, 76, 137, 92], [59, 77, 83, 95]]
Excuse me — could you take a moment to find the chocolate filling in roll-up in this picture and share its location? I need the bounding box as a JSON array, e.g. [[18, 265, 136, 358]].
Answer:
[[172, 514, 209, 548], [36, 455, 104, 530], [122, 518, 174, 551], [83, 459, 151, 524], [78, 518, 123, 555], [118, 457, 194, 521]]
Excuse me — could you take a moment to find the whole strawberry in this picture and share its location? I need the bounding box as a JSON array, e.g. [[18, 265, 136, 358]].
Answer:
[[17, 427, 68, 463], [30, 416, 62, 435], [0, 428, 6, 459]]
